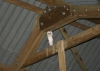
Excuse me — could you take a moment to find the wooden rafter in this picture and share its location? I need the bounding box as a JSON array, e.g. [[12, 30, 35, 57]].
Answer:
[[5, 0, 43, 14], [57, 40, 67, 71], [70, 22, 100, 39], [70, 22, 90, 30], [87, 19, 100, 24], [22, 24, 100, 67], [7, 14, 46, 71], [60, 27, 88, 71], [38, 0, 69, 6], [3, 0, 100, 70]]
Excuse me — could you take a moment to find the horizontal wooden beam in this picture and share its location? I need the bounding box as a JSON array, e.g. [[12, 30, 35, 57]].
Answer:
[[72, 5, 100, 18], [22, 24, 100, 67], [5, 0, 43, 14], [60, 27, 88, 71]]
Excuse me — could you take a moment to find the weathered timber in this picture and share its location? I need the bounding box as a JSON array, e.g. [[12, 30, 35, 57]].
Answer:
[[38, 0, 70, 6], [5, 0, 43, 14], [20, 68, 28, 71], [57, 40, 67, 71], [8, 14, 45, 71], [0, 64, 10, 71], [70, 22, 90, 30], [39, 6, 72, 30], [70, 22, 100, 39], [87, 19, 100, 24], [72, 5, 100, 18], [60, 27, 88, 71], [23, 24, 100, 67], [38, 0, 55, 6]]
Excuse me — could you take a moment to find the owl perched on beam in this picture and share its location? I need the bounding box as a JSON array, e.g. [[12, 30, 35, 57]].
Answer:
[[47, 31, 53, 46]]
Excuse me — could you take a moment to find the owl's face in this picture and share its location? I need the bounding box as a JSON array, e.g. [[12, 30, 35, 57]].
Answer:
[[47, 31, 53, 36]]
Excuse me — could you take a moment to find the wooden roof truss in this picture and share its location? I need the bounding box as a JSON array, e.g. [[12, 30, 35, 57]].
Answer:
[[1, 0, 100, 71]]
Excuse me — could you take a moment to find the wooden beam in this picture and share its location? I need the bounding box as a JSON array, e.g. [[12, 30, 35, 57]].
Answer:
[[55, 0, 70, 6], [60, 27, 88, 71], [8, 14, 46, 71], [70, 22, 100, 39], [70, 22, 90, 30], [39, 6, 72, 31], [20, 68, 28, 71], [57, 40, 67, 71], [72, 5, 100, 18], [23, 24, 100, 67], [38, 0, 69, 6], [0, 64, 10, 71], [38, 0, 55, 6], [87, 19, 100, 24], [5, 0, 43, 14], [40, 15, 77, 31]]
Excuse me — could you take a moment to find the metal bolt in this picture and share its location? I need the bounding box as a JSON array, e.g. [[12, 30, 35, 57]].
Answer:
[[98, 9, 99, 11], [49, 17, 50, 19], [40, 22, 44, 26], [67, 8, 68, 10], [44, 10, 46, 13], [86, 9, 87, 11], [48, 8, 51, 11], [54, 6, 56, 8], [62, 12, 65, 15], [74, 10, 75, 12], [16, 62, 19, 65]]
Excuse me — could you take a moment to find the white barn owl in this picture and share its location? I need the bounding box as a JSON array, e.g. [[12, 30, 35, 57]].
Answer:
[[47, 31, 53, 46]]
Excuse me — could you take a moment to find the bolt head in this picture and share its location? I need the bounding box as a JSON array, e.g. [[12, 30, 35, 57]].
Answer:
[[62, 12, 65, 15]]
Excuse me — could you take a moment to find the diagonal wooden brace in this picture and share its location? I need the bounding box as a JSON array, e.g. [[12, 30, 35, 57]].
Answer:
[[23, 24, 100, 67]]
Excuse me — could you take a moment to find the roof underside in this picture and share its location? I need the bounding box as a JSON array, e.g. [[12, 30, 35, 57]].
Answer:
[[0, 0, 100, 71]]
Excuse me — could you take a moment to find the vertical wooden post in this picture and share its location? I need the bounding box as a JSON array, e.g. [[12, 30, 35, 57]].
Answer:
[[57, 40, 67, 71], [60, 27, 88, 71]]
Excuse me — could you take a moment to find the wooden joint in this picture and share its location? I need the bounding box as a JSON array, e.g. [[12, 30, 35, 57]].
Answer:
[[39, 6, 75, 31]]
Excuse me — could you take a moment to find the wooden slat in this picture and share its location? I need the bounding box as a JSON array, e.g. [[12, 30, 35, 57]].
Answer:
[[5, 0, 43, 14], [23, 24, 100, 67], [57, 40, 67, 71], [8, 14, 45, 71], [60, 27, 88, 71]]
